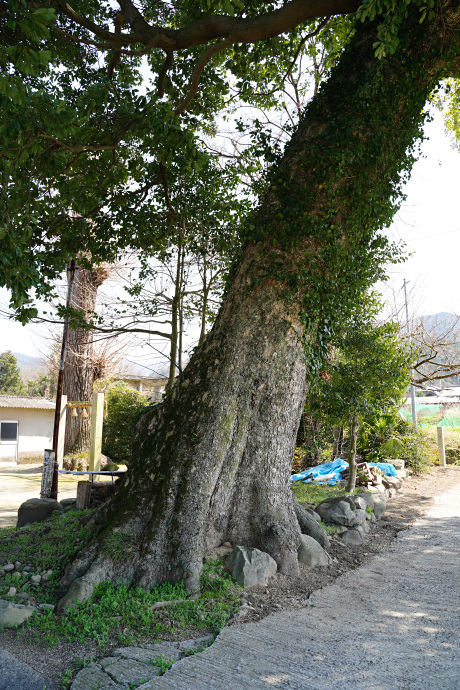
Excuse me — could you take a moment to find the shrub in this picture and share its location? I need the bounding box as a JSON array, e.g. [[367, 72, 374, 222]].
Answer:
[[102, 382, 150, 463]]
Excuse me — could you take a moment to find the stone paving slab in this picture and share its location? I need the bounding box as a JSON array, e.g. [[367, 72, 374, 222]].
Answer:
[[142, 482, 460, 689], [71, 636, 214, 689]]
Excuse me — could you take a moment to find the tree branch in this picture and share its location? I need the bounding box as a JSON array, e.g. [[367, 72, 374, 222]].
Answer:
[[174, 37, 234, 116], [54, 0, 359, 52]]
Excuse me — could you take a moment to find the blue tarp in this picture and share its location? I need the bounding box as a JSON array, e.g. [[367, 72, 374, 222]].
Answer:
[[291, 458, 349, 486], [368, 462, 397, 477], [290, 459, 397, 485]]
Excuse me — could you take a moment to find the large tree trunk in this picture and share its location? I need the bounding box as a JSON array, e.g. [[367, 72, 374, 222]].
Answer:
[[58, 6, 460, 606], [64, 263, 107, 454]]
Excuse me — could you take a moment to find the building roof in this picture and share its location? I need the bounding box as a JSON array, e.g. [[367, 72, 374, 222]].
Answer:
[[119, 375, 168, 384], [0, 395, 55, 410]]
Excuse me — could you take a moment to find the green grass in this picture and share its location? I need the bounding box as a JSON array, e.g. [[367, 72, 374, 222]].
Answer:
[[319, 521, 341, 536], [291, 481, 358, 506], [1, 513, 241, 688], [21, 557, 240, 649], [0, 509, 93, 603]]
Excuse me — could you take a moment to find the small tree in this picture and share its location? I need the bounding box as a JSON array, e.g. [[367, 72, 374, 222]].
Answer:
[[99, 381, 150, 463], [0, 351, 25, 395], [26, 374, 51, 397], [307, 296, 412, 492]]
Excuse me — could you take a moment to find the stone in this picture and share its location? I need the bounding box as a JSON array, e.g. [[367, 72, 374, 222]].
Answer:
[[360, 520, 371, 535], [294, 504, 330, 549], [17, 498, 63, 528], [317, 498, 367, 528], [100, 657, 160, 685], [70, 663, 119, 690], [339, 528, 364, 545], [7, 587, 17, 597], [30, 575, 41, 585], [11, 572, 21, 581], [14, 561, 21, 570], [60, 497, 77, 508], [0, 599, 35, 627], [2, 564, 14, 572], [396, 469, 407, 479], [42, 570, 53, 582], [17, 592, 31, 601], [391, 458, 405, 470], [355, 492, 375, 511], [372, 493, 387, 518], [304, 508, 321, 523], [71, 637, 214, 690], [383, 475, 403, 490], [0, 570, 4, 577], [225, 546, 277, 588], [351, 496, 369, 512], [297, 534, 332, 567]]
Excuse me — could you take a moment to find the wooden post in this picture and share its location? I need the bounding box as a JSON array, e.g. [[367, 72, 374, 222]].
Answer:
[[75, 481, 92, 510], [437, 426, 446, 468], [41, 449, 55, 499], [56, 395, 67, 470], [89, 392, 104, 472]]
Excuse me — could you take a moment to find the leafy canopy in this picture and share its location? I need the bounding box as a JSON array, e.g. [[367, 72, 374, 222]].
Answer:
[[0, 0, 439, 322]]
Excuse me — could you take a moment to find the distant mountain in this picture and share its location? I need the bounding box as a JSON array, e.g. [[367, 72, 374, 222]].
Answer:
[[12, 352, 46, 381]]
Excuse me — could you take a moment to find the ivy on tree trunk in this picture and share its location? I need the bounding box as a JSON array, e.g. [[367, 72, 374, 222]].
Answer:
[[58, 7, 460, 608]]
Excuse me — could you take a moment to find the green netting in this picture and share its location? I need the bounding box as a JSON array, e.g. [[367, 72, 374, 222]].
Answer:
[[400, 404, 460, 428], [438, 407, 460, 427]]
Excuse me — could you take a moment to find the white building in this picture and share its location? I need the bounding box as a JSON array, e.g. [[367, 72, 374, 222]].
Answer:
[[117, 375, 169, 402], [0, 396, 55, 465]]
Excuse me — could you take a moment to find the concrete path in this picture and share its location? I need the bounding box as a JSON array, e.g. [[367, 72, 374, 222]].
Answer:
[[0, 648, 55, 690], [145, 482, 460, 689], [0, 465, 81, 527]]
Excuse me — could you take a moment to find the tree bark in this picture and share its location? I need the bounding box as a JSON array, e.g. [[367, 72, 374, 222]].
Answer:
[[64, 264, 107, 454], [346, 412, 360, 493], [58, 6, 460, 605]]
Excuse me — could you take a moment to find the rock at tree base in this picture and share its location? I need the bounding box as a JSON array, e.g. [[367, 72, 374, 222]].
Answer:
[[339, 528, 364, 545], [316, 497, 367, 528], [0, 599, 35, 627], [60, 497, 77, 508], [372, 494, 387, 518], [225, 546, 277, 588], [17, 498, 63, 528], [71, 637, 213, 690], [297, 535, 332, 567]]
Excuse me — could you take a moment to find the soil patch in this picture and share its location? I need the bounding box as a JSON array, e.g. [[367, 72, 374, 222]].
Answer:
[[0, 465, 459, 688]]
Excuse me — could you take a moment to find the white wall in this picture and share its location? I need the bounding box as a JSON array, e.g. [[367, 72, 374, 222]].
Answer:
[[0, 408, 54, 462]]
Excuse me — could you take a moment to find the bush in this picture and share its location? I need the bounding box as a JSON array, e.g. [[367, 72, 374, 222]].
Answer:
[[101, 382, 150, 463]]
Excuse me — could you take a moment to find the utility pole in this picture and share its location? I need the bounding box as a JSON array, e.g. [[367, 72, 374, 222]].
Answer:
[[403, 279, 417, 428], [50, 259, 76, 500]]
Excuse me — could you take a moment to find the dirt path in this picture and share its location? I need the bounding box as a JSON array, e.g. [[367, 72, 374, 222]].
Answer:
[[145, 473, 460, 689], [0, 465, 83, 528]]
